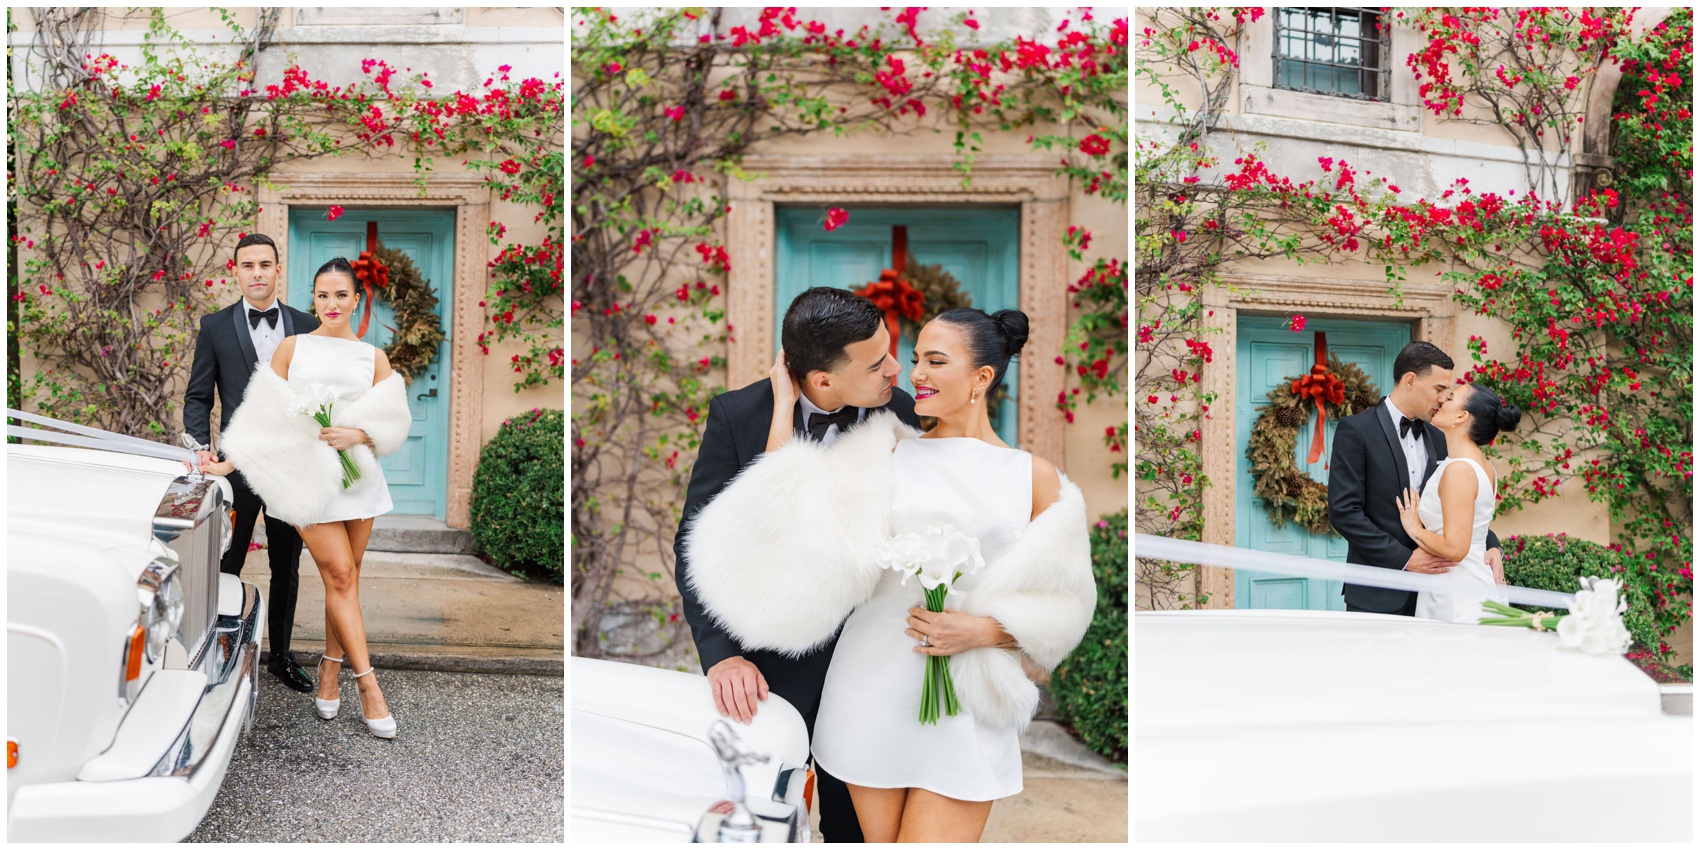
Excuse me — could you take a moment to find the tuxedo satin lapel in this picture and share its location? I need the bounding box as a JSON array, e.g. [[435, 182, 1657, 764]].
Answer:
[[1374, 398, 1411, 488], [230, 305, 259, 374], [792, 402, 805, 437], [279, 305, 297, 336]]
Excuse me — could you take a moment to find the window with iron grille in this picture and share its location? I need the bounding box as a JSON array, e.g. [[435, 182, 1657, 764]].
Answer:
[[1274, 8, 1390, 101]]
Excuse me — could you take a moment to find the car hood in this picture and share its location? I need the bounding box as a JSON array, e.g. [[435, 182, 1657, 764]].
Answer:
[[6, 445, 202, 581], [1134, 609, 1690, 842], [1136, 608, 1667, 732], [570, 657, 810, 842]]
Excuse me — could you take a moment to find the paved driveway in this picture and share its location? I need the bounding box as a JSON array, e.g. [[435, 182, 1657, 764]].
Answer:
[[186, 669, 563, 842]]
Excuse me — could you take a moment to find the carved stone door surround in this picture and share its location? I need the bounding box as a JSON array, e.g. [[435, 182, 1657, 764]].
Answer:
[[1197, 271, 1455, 607], [725, 154, 1072, 471], [257, 172, 491, 528]]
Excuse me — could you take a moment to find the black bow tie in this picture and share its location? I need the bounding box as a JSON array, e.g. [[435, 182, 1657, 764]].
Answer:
[[249, 307, 279, 329], [1399, 416, 1421, 439], [807, 406, 859, 442]]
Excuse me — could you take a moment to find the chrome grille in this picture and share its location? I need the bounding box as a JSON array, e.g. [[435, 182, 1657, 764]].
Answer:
[[153, 476, 224, 668]]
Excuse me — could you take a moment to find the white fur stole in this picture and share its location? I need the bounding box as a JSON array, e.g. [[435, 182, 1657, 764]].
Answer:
[[951, 477, 1095, 730], [683, 409, 1097, 731], [683, 410, 914, 656], [221, 365, 410, 526]]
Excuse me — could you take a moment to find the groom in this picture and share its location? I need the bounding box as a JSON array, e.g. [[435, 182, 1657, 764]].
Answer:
[[675, 286, 919, 843], [184, 232, 319, 692], [1328, 341, 1502, 614]]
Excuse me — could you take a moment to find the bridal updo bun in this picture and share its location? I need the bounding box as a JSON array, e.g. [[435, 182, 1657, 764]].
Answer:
[[935, 307, 1029, 393], [1461, 383, 1521, 446]]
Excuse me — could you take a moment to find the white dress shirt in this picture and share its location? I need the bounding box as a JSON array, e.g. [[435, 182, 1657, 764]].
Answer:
[[798, 393, 867, 447], [245, 298, 285, 363], [1384, 396, 1428, 496]]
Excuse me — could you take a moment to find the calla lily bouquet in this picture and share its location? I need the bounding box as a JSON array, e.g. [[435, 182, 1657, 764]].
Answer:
[[877, 522, 986, 725], [1478, 576, 1633, 656], [287, 383, 360, 489]]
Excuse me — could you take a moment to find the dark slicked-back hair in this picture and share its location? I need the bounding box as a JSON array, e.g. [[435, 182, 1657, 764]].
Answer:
[[234, 232, 280, 264], [313, 256, 357, 287], [1393, 341, 1454, 384], [781, 287, 885, 382], [1461, 383, 1522, 446]]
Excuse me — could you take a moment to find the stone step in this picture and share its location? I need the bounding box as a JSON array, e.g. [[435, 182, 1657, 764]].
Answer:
[[253, 514, 476, 555]]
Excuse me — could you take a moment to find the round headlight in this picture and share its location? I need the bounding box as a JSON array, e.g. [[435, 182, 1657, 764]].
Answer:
[[144, 572, 183, 662]]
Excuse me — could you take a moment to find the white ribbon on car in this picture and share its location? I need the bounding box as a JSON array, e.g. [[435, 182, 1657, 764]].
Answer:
[[6, 408, 201, 468], [1135, 533, 1578, 611]]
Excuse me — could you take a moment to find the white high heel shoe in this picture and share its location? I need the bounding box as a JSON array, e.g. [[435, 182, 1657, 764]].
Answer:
[[352, 667, 397, 739], [315, 654, 344, 720]]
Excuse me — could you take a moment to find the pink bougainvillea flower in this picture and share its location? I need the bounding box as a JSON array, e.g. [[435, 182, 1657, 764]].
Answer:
[[664, 105, 686, 122], [326, 205, 345, 222], [719, 89, 736, 101], [823, 207, 850, 231], [964, 17, 979, 30], [499, 158, 523, 175], [1289, 315, 1308, 332], [1078, 134, 1111, 157], [584, 154, 595, 168]]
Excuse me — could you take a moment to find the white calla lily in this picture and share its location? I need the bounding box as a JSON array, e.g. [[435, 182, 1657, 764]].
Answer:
[[1555, 576, 1632, 656]]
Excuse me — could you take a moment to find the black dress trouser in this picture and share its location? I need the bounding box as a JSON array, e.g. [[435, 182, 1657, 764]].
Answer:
[[1346, 593, 1419, 617], [220, 470, 305, 658]]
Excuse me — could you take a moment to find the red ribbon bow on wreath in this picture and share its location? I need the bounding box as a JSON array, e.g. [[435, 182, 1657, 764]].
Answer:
[[350, 220, 391, 339], [1290, 331, 1346, 466], [854, 226, 924, 360]]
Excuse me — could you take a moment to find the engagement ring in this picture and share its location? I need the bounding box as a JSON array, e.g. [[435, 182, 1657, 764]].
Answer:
[[920, 635, 930, 647]]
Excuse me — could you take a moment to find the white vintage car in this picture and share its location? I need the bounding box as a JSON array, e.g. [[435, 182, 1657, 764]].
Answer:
[[571, 656, 813, 842], [7, 444, 263, 842], [1135, 608, 1693, 842]]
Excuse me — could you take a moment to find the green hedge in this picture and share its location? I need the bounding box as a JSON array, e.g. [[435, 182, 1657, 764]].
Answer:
[[470, 408, 564, 583], [1503, 533, 1658, 653], [1049, 509, 1128, 763]]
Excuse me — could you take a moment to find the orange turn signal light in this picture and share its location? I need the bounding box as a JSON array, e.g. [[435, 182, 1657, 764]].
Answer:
[[7, 740, 16, 768], [803, 768, 816, 813], [126, 625, 147, 681]]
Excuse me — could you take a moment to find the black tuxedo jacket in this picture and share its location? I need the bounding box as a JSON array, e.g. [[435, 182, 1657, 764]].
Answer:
[[183, 301, 319, 446], [673, 379, 921, 724], [1327, 398, 1498, 613]]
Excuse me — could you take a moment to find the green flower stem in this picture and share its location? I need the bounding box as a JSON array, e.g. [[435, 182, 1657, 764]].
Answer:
[[314, 405, 362, 489], [914, 580, 962, 723]]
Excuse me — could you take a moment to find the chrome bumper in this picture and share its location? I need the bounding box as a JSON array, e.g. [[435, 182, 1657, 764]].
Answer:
[[153, 577, 263, 778], [7, 579, 263, 843]]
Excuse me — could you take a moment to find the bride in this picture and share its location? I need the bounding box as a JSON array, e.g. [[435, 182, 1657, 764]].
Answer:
[[1395, 382, 1522, 623], [207, 257, 412, 737], [685, 308, 1097, 842]]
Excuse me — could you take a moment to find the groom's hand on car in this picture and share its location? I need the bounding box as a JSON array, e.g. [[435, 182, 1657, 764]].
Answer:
[[1405, 549, 1455, 574], [707, 656, 768, 724]]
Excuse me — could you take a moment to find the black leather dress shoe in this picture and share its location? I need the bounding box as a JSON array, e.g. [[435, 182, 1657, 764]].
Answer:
[[266, 651, 315, 693]]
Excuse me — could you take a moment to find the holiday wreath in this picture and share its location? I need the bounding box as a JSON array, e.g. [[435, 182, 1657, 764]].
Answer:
[[364, 243, 444, 383], [1246, 348, 1381, 536]]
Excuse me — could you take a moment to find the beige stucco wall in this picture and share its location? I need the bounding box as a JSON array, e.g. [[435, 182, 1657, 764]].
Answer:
[[1134, 8, 1639, 611], [572, 26, 1131, 614], [10, 7, 565, 529]]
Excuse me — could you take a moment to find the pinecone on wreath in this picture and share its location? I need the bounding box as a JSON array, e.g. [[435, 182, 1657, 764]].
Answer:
[[905, 255, 975, 326]]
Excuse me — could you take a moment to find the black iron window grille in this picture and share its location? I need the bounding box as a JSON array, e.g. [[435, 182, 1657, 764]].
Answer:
[[1273, 7, 1390, 101]]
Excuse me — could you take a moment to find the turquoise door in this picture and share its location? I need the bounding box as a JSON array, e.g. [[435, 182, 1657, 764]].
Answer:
[[1234, 316, 1409, 609], [774, 207, 1021, 445], [286, 209, 454, 518]]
